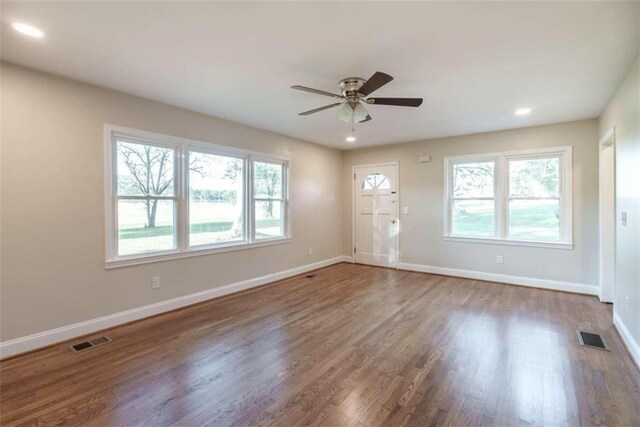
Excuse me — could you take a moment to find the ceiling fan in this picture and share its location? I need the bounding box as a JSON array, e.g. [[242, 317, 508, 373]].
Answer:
[[291, 71, 423, 124]]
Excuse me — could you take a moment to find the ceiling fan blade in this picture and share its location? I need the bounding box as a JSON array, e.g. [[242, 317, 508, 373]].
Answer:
[[298, 102, 343, 116], [357, 72, 394, 96], [359, 114, 372, 123], [367, 97, 423, 107], [291, 85, 344, 100]]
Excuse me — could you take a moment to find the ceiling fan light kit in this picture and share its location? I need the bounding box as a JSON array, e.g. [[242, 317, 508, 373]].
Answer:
[[291, 71, 423, 130], [351, 103, 369, 123], [338, 103, 354, 122]]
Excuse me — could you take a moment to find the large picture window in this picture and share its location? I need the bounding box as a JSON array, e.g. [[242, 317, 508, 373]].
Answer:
[[444, 147, 572, 248], [105, 125, 290, 267]]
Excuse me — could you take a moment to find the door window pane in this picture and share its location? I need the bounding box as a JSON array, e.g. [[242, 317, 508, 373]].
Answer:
[[453, 161, 495, 198], [117, 140, 175, 196], [361, 173, 390, 190], [451, 200, 495, 237], [509, 157, 559, 198], [189, 152, 244, 247], [255, 200, 283, 239], [118, 199, 176, 255], [254, 162, 283, 199], [509, 199, 560, 241]]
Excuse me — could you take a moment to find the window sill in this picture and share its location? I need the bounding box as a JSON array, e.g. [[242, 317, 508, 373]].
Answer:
[[105, 237, 292, 269], [443, 236, 573, 250]]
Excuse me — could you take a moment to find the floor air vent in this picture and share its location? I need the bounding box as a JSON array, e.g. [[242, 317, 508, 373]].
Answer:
[[305, 274, 317, 278], [577, 331, 608, 351], [70, 336, 112, 353]]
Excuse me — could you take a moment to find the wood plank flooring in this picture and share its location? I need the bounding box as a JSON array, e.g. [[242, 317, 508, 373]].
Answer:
[[1, 263, 639, 426]]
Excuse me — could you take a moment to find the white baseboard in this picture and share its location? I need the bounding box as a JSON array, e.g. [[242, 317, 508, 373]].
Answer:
[[0, 255, 352, 359], [396, 262, 599, 295], [613, 312, 640, 369]]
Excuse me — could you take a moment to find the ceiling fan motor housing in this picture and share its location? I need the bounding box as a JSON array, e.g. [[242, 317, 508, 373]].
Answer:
[[339, 77, 366, 101]]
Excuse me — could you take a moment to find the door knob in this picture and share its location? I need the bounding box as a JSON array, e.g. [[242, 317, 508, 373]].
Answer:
[[391, 219, 397, 224]]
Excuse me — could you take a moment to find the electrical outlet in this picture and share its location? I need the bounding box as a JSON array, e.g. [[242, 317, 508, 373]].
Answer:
[[496, 255, 503, 264], [308, 247, 313, 256], [152, 276, 160, 289], [621, 212, 628, 226]]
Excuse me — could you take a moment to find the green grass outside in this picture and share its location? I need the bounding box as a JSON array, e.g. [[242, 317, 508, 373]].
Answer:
[[120, 204, 559, 241], [119, 219, 281, 239], [452, 202, 560, 240]]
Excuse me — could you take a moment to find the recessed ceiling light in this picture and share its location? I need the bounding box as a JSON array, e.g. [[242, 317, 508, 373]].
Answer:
[[515, 108, 532, 116], [11, 22, 44, 38], [346, 135, 356, 143]]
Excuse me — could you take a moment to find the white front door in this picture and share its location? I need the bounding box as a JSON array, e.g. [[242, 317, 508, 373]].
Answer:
[[353, 164, 399, 267]]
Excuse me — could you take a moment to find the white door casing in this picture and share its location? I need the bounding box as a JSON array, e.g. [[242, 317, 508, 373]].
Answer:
[[599, 127, 615, 303], [353, 163, 399, 267]]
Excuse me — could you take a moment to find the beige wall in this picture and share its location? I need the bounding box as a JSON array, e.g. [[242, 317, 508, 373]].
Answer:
[[343, 120, 599, 286], [0, 60, 629, 350], [1, 63, 344, 341], [599, 55, 640, 347]]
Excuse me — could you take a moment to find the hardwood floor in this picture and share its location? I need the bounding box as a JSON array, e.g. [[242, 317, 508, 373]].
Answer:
[[2, 263, 639, 426]]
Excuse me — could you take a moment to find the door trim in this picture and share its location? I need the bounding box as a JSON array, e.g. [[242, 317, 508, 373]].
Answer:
[[599, 127, 616, 303], [351, 162, 400, 267]]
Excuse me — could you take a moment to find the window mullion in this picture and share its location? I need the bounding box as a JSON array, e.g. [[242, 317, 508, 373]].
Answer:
[[284, 162, 290, 238], [450, 198, 496, 203], [499, 156, 508, 239], [559, 155, 566, 242], [112, 194, 119, 258], [446, 160, 452, 236], [508, 197, 561, 201], [116, 195, 178, 201], [178, 146, 189, 252], [253, 198, 286, 202], [110, 137, 119, 260], [247, 155, 254, 243]]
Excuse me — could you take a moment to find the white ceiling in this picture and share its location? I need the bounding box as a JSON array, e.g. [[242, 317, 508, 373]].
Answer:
[[2, 2, 638, 149]]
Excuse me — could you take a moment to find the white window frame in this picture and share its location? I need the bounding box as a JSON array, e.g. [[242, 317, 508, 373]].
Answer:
[[104, 124, 291, 269], [251, 158, 290, 242], [448, 158, 499, 237], [443, 146, 573, 249]]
